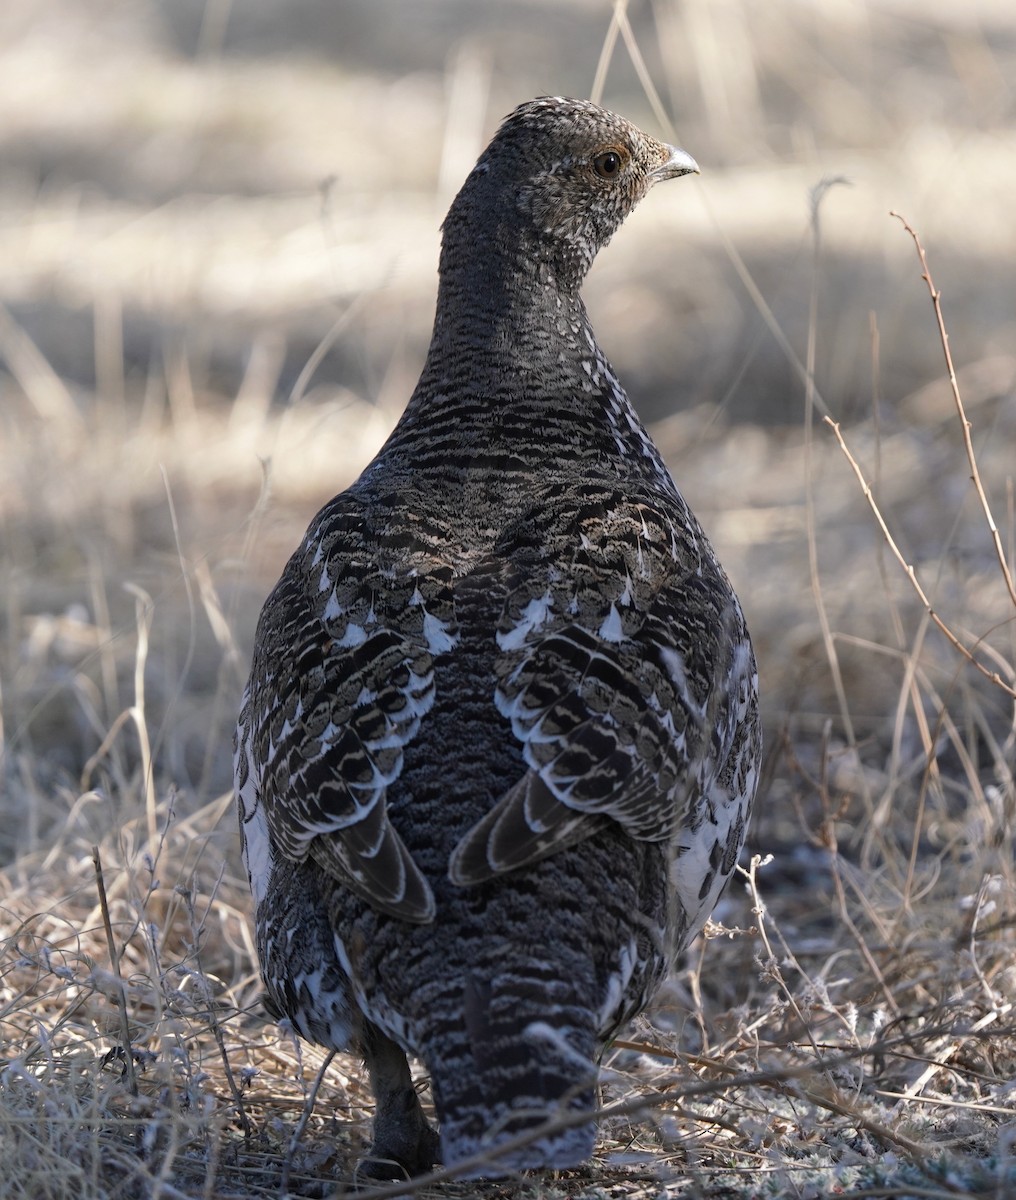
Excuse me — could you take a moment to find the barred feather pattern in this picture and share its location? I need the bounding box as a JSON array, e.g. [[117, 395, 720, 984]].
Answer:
[[236, 96, 762, 1179]]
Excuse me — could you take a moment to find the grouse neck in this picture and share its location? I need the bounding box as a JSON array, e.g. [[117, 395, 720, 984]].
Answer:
[[428, 231, 589, 372], [362, 177, 678, 501]]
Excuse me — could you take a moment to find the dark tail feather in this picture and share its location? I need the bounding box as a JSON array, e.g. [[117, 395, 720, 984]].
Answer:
[[420, 972, 600, 1177]]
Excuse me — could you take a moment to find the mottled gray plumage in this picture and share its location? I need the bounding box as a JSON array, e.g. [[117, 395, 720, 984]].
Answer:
[[235, 96, 761, 1180]]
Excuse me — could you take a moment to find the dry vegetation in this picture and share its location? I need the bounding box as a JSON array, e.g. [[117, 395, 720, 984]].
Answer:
[[2, 0, 1016, 1196]]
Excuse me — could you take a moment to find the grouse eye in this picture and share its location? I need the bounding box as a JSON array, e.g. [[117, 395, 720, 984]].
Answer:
[[593, 150, 624, 179]]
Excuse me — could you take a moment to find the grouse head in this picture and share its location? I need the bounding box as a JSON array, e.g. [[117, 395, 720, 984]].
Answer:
[[440, 96, 699, 297]]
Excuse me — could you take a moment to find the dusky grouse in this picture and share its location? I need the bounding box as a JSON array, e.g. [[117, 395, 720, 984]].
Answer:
[[235, 96, 761, 1180]]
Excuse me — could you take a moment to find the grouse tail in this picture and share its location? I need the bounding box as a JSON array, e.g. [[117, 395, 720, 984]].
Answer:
[[420, 969, 601, 1177]]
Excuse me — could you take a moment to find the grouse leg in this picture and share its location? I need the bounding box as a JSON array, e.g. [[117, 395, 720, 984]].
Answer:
[[359, 1025, 441, 1179]]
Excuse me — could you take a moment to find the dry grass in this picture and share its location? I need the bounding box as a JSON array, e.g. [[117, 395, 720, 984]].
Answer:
[[2, 0, 1016, 1195]]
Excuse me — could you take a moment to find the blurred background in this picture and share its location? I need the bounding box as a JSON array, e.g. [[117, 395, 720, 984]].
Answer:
[[2, 0, 1015, 935], [1, 2, 1015, 1191]]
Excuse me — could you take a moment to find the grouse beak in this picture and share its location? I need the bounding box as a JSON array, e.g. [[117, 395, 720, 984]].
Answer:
[[652, 144, 700, 182]]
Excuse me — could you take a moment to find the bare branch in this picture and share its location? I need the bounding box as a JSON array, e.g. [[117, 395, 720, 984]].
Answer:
[[890, 211, 1016, 612], [824, 415, 1016, 698], [93, 845, 138, 1097]]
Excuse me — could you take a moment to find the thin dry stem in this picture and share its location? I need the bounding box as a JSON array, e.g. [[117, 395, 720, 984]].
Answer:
[[590, 0, 625, 105], [92, 844, 138, 1097], [804, 178, 866, 805], [825, 415, 1016, 698], [123, 583, 159, 846], [281, 1048, 336, 1194], [891, 211, 1016, 613]]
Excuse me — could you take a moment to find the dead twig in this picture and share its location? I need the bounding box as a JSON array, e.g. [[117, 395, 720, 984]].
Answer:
[[804, 177, 870, 815], [92, 845, 138, 1097], [823, 416, 1016, 698], [890, 211, 1016, 613], [281, 1048, 336, 1195]]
